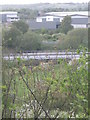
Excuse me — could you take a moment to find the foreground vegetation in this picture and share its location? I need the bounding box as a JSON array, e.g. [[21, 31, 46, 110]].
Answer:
[[2, 49, 88, 118]]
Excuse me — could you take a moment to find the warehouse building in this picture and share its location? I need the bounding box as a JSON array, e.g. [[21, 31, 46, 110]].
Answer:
[[0, 11, 19, 23], [29, 11, 88, 29]]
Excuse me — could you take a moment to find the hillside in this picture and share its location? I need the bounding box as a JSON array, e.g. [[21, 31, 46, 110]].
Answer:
[[1, 3, 88, 11]]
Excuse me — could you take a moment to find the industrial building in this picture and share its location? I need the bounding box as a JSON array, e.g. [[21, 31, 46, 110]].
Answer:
[[29, 11, 88, 30], [0, 11, 19, 23]]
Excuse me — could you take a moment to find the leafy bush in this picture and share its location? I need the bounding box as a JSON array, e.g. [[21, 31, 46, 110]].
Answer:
[[3, 26, 22, 49], [13, 20, 29, 34], [57, 28, 88, 50], [2, 49, 88, 118], [20, 31, 42, 51]]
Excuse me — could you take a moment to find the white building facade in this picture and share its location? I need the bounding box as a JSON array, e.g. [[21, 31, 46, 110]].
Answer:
[[0, 11, 20, 23]]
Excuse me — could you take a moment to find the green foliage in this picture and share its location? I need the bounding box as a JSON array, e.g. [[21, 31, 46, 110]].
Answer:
[[2, 24, 88, 52], [3, 25, 22, 49], [60, 16, 73, 34], [13, 20, 29, 34], [2, 24, 42, 51], [40, 28, 48, 34], [2, 49, 88, 118], [57, 28, 88, 50], [18, 9, 38, 20], [20, 31, 42, 51], [66, 28, 88, 48]]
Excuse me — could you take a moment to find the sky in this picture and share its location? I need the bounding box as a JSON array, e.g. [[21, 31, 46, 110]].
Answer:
[[0, 0, 89, 5]]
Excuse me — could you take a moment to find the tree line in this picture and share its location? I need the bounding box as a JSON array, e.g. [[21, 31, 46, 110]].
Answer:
[[2, 17, 88, 53]]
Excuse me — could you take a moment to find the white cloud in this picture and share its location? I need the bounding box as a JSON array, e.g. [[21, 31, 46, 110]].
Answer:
[[0, 0, 89, 5]]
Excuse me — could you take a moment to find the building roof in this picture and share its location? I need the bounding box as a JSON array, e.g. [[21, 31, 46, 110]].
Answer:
[[37, 16, 60, 19], [0, 11, 18, 15], [45, 11, 88, 17]]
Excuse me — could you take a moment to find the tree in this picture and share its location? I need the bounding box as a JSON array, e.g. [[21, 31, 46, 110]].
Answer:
[[18, 9, 38, 20], [20, 31, 42, 51], [60, 16, 73, 34], [66, 28, 88, 49], [13, 20, 29, 34], [3, 26, 22, 49], [57, 28, 88, 50]]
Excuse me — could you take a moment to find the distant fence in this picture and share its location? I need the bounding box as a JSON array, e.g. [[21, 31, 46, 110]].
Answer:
[[3, 52, 89, 60]]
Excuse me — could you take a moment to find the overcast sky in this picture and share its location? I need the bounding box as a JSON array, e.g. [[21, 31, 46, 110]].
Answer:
[[0, 0, 89, 5]]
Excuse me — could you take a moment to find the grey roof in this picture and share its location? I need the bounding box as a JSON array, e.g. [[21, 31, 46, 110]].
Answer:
[[45, 11, 88, 17], [71, 18, 88, 24], [29, 21, 60, 30], [0, 11, 18, 15]]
